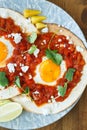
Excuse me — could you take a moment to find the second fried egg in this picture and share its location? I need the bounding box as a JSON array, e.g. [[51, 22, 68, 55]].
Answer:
[[33, 57, 66, 86]]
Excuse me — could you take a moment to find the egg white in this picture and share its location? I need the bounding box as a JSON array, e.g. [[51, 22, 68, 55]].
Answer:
[[0, 36, 14, 67], [33, 57, 67, 86]]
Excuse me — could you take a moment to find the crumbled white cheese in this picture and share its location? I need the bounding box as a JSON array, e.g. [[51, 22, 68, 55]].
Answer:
[[20, 63, 24, 67], [7, 63, 15, 73], [58, 92, 61, 96], [55, 44, 59, 47], [29, 74, 32, 79], [76, 46, 84, 52], [33, 91, 39, 95], [41, 42, 44, 45], [41, 27, 48, 33], [33, 48, 40, 58], [43, 39, 47, 44], [8, 33, 22, 44], [51, 96, 54, 99], [51, 98, 56, 103], [19, 72, 23, 76], [41, 40, 47, 45], [60, 44, 66, 47], [48, 99, 51, 103], [58, 24, 61, 27], [14, 63, 17, 67], [21, 54, 24, 57], [59, 29, 63, 32], [23, 56, 26, 60], [21, 66, 29, 73], [66, 36, 70, 40], [58, 38, 62, 42], [68, 40, 73, 44]]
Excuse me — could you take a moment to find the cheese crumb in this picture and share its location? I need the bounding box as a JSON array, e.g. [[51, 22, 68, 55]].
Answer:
[[58, 92, 61, 96], [7, 63, 15, 73], [58, 24, 61, 27], [66, 36, 70, 40], [60, 44, 66, 47], [48, 99, 51, 103], [58, 38, 62, 42], [33, 48, 40, 57], [43, 39, 47, 44], [33, 91, 39, 95], [23, 56, 26, 60], [68, 40, 73, 44], [51, 98, 56, 103], [59, 29, 63, 32], [76, 46, 84, 52], [20, 63, 24, 67], [29, 74, 32, 79], [19, 72, 23, 76], [51, 96, 54, 99], [8, 33, 22, 44], [21, 66, 29, 73]]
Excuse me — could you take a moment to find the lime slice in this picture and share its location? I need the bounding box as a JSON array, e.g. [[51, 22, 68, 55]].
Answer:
[[0, 100, 11, 106], [0, 102, 23, 122]]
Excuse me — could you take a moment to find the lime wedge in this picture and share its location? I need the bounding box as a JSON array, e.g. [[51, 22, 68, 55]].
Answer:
[[0, 102, 23, 122], [0, 100, 11, 106]]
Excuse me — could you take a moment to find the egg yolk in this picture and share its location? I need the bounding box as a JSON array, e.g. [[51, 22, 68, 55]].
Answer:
[[0, 41, 8, 62], [39, 59, 60, 82]]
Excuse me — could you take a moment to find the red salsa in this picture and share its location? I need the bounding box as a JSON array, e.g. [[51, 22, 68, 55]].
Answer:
[[0, 17, 85, 106]]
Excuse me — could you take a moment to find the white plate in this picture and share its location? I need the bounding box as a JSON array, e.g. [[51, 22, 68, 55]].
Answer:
[[0, 0, 86, 129]]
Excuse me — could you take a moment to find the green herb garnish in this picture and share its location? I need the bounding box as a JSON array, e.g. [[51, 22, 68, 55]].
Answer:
[[27, 32, 37, 44], [65, 68, 76, 81], [23, 87, 30, 95], [0, 72, 9, 87], [57, 82, 67, 97], [45, 49, 63, 65], [28, 45, 37, 54], [57, 68, 75, 97], [15, 76, 21, 88]]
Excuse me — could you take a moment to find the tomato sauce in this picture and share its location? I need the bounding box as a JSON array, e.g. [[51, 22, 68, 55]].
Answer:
[[0, 17, 85, 106]]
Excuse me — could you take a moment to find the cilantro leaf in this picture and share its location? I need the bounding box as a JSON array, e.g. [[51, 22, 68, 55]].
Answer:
[[45, 49, 63, 65], [0, 72, 9, 87], [28, 45, 37, 54], [15, 76, 21, 88], [58, 82, 67, 97], [27, 32, 37, 44], [65, 68, 76, 81], [23, 87, 30, 95]]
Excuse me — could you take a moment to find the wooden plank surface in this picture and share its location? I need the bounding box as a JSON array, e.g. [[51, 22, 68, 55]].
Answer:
[[0, 0, 87, 130]]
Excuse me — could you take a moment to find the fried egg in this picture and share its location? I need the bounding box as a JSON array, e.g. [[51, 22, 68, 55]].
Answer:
[[0, 36, 14, 67], [33, 57, 66, 86]]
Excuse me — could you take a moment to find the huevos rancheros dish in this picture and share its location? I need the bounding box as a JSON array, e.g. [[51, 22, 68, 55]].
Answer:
[[0, 8, 87, 115]]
